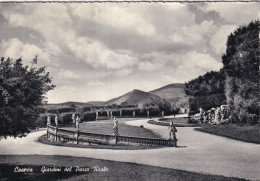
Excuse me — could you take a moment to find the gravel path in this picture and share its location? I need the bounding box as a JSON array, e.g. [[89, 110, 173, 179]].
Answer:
[[0, 117, 259, 180]]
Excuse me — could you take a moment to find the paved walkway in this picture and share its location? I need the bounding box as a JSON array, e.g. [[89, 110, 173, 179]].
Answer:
[[0, 118, 259, 180]]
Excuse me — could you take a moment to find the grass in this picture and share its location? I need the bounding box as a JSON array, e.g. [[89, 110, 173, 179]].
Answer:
[[148, 119, 198, 127], [195, 124, 259, 144], [62, 118, 161, 139], [0, 155, 247, 181]]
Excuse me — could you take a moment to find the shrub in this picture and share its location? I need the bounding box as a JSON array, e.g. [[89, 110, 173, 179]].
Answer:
[[58, 107, 75, 114], [82, 112, 96, 122], [35, 114, 56, 127], [189, 94, 226, 112], [47, 108, 59, 114], [98, 111, 109, 116], [82, 106, 91, 112], [38, 107, 46, 114], [111, 110, 120, 117]]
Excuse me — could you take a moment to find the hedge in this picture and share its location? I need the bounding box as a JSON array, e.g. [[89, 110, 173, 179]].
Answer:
[[82, 112, 96, 122], [58, 107, 75, 114], [35, 114, 59, 127]]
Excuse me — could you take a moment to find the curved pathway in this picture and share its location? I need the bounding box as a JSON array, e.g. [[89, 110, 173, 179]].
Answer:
[[0, 118, 259, 180]]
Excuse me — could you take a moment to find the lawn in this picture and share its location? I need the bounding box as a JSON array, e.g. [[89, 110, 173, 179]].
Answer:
[[61, 118, 161, 139], [0, 155, 246, 181], [148, 118, 198, 127], [195, 124, 259, 144]]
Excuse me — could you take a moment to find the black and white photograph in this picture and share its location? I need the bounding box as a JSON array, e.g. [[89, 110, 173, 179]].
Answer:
[[0, 1, 259, 180]]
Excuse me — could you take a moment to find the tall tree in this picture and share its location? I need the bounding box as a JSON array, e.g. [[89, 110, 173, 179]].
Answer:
[[0, 57, 55, 138], [222, 21, 259, 124]]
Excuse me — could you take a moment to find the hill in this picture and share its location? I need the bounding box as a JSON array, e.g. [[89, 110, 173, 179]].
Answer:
[[43, 102, 92, 109], [104, 89, 163, 107], [46, 83, 186, 108], [149, 83, 185, 99], [87, 101, 105, 107]]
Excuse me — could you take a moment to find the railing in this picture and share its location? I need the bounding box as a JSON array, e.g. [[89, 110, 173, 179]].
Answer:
[[46, 125, 177, 147]]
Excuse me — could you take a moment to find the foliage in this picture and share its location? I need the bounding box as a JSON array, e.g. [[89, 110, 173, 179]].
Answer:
[[0, 57, 55, 138], [81, 106, 91, 112], [222, 21, 259, 124], [81, 112, 96, 122], [185, 21, 259, 125], [189, 94, 227, 112], [58, 107, 75, 114], [185, 70, 225, 97]]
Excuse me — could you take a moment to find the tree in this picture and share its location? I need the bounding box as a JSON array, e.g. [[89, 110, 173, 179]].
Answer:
[[185, 70, 225, 97], [222, 21, 259, 124], [0, 57, 55, 138]]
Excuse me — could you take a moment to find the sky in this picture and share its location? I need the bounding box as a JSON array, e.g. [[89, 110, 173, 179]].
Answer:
[[0, 2, 259, 103]]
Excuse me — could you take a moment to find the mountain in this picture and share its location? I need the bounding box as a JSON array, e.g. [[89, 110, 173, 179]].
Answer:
[[149, 83, 185, 100], [104, 89, 163, 107], [51, 83, 186, 108], [87, 101, 106, 107]]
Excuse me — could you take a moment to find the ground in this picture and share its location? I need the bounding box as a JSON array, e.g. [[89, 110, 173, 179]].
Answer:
[[0, 115, 259, 180], [195, 124, 259, 144], [0, 155, 245, 181]]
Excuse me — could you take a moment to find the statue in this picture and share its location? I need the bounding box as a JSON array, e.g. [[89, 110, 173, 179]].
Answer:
[[96, 111, 99, 121], [76, 116, 81, 130], [133, 110, 135, 117], [55, 114, 58, 127], [110, 111, 113, 119], [168, 120, 177, 141], [199, 108, 204, 124], [47, 113, 51, 125], [147, 110, 150, 117], [162, 111, 164, 118], [210, 108, 216, 123], [113, 117, 118, 136], [72, 113, 76, 124]]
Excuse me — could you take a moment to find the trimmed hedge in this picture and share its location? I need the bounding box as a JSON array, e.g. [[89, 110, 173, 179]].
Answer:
[[111, 110, 120, 117], [82, 112, 96, 122], [58, 107, 75, 114], [35, 114, 59, 127], [82, 106, 91, 112]]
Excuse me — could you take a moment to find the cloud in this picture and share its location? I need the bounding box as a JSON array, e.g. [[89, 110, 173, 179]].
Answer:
[[183, 51, 222, 70], [115, 68, 135, 77], [0, 3, 256, 103], [201, 2, 259, 25], [68, 37, 138, 70], [2, 4, 72, 38], [0, 38, 51, 65], [87, 80, 105, 86], [70, 4, 156, 36], [209, 25, 237, 55], [58, 69, 80, 80]]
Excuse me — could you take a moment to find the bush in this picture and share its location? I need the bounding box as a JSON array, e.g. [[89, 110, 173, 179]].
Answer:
[[122, 109, 135, 116], [82, 106, 91, 112], [35, 114, 56, 127], [98, 111, 109, 116], [247, 114, 258, 125], [58, 107, 75, 114], [189, 94, 226, 112], [82, 112, 96, 122], [111, 110, 120, 117], [47, 108, 59, 114], [38, 107, 46, 114]]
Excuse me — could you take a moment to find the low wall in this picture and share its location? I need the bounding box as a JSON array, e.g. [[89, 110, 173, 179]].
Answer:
[[46, 125, 177, 147]]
